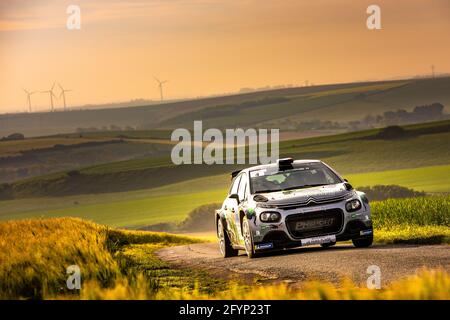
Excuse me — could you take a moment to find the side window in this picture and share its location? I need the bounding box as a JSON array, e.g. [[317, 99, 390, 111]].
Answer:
[[238, 174, 248, 201], [230, 175, 241, 195]]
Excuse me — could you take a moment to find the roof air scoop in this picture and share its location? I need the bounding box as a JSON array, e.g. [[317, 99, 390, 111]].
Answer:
[[277, 158, 294, 171]]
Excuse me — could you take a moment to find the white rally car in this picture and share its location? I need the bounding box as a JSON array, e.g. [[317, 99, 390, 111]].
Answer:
[[215, 158, 373, 258]]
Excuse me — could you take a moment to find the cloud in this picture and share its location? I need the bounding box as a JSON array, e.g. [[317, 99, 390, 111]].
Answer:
[[0, 0, 225, 31]]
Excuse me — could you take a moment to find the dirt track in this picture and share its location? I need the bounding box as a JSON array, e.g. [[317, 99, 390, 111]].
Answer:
[[156, 243, 450, 287]]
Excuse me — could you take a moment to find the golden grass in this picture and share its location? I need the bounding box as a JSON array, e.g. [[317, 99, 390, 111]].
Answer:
[[80, 269, 450, 300], [376, 225, 450, 244], [1, 218, 449, 300], [0, 218, 199, 299]]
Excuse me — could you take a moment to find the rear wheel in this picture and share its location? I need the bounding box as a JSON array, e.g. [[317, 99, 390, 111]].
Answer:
[[217, 218, 238, 258], [242, 217, 257, 258], [352, 235, 373, 248]]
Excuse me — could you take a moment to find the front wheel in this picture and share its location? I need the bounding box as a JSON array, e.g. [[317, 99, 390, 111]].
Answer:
[[217, 218, 238, 258], [242, 217, 257, 258], [352, 234, 373, 248]]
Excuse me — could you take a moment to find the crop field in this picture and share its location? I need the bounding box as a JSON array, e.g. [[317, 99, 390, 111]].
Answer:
[[277, 77, 450, 123], [346, 164, 450, 193], [0, 218, 202, 299], [1, 119, 449, 199], [1, 164, 449, 228], [371, 196, 450, 244], [1, 218, 448, 299], [0, 118, 449, 229], [0, 189, 225, 227]]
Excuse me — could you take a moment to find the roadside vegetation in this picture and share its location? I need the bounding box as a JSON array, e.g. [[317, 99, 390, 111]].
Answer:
[[1, 217, 448, 300], [0, 218, 206, 299], [372, 196, 450, 244], [141, 196, 450, 245]]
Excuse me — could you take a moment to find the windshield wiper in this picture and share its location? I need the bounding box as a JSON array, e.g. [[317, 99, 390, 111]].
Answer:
[[255, 189, 282, 193], [282, 184, 328, 191]]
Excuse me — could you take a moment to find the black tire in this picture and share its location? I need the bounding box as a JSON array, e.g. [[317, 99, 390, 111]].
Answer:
[[217, 218, 238, 258], [320, 241, 336, 248], [242, 216, 257, 258], [352, 235, 373, 248]]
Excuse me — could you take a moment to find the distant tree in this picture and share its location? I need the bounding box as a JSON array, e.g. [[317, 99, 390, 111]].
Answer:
[[413, 103, 444, 119], [375, 125, 406, 139], [358, 185, 426, 201], [67, 170, 81, 177], [1, 133, 25, 141], [110, 125, 122, 131]]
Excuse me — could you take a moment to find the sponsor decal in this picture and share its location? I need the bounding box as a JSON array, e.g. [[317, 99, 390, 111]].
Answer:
[[295, 218, 335, 231], [360, 229, 373, 236], [301, 235, 336, 246], [255, 243, 274, 250]]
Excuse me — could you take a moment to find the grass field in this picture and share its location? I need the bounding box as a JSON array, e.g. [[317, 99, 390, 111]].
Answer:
[[2, 119, 449, 199], [371, 196, 450, 244], [347, 164, 450, 193], [0, 218, 204, 299], [1, 218, 448, 300], [1, 164, 449, 227]]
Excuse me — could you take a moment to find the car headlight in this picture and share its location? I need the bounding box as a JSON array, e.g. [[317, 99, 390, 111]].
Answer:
[[259, 211, 281, 222], [256, 203, 278, 209], [346, 199, 362, 212]]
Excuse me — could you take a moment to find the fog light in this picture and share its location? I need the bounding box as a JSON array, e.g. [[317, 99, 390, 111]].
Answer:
[[346, 199, 362, 212]]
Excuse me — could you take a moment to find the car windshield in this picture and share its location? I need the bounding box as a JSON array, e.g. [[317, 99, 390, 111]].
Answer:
[[250, 163, 342, 194]]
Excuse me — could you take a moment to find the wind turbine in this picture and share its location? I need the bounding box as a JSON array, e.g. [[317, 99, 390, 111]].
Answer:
[[23, 88, 37, 112], [58, 83, 72, 111], [154, 76, 168, 101], [42, 83, 57, 111]]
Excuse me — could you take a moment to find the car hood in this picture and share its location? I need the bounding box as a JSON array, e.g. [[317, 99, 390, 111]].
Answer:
[[260, 183, 353, 207]]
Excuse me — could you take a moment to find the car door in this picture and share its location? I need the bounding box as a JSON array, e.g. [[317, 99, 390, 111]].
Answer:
[[235, 173, 249, 245], [223, 174, 241, 245]]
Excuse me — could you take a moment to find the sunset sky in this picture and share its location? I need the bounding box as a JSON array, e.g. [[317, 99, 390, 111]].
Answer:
[[0, 0, 449, 113]]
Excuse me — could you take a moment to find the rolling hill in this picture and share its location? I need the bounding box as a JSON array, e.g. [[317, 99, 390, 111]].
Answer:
[[1, 77, 449, 137], [1, 119, 449, 200]]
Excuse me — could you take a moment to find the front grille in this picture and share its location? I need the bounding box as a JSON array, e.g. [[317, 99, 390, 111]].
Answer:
[[285, 208, 344, 239], [272, 192, 352, 210]]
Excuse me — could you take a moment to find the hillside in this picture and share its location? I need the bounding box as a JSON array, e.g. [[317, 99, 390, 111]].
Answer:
[[0, 218, 202, 299], [1, 119, 449, 200], [1, 214, 448, 299], [0, 137, 173, 183], [1, 77, 449, 137]]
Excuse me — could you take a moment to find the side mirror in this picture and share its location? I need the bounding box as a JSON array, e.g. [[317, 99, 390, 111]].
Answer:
[[229, 193, 240, 203]]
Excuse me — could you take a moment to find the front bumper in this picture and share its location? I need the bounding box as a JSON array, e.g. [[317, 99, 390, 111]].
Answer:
[[251, 198, 372, 251]]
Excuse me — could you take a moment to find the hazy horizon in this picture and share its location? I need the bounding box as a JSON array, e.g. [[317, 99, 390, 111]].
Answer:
[[1, 0, 449, 113]]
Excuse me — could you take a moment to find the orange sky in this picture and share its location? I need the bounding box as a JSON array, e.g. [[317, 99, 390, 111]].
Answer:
[[0, 0, 449, 113]]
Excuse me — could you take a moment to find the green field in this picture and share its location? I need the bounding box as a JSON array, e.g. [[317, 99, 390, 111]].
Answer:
[[2, 119, 449, 199], [0, 174, 229, 227], [347, 164, 450, 193], [1, 117, 449, 227], [1, 163, 449, 227]]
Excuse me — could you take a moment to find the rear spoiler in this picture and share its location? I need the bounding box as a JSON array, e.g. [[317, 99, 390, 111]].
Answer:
[[231, 169, 242, 179]]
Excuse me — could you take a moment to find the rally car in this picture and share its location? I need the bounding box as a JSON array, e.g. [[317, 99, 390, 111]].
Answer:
[[215, 158, 373, 258]]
